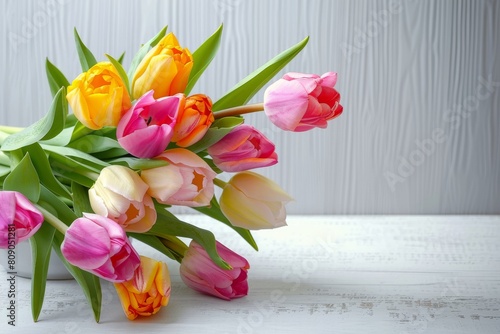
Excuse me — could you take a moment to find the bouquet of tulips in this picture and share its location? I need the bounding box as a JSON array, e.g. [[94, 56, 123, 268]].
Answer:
[[0, 25, 342, 321]]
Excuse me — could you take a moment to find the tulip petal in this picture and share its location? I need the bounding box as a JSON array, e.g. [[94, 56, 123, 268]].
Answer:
[[264, 79, 309, 131], [61, 218, 111, 269], [230, 172, 293, 202], [180, 241, 249, 300], [320, 71, 338, 87]]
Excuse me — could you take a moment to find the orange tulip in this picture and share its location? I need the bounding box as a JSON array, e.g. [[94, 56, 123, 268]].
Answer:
[[172, 94, 214, 147], [131, 32, 193, 99], [67, 62, 131, 130], [114, 256, 171, 320]]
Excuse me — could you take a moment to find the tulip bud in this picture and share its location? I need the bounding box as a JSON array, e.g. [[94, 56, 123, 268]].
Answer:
[[0, 191, 44, 248], [180, 240, 249, 300], [131, 32, 193, 100], [117, 90, 184, 158], [114, 256, 171, 320], [264, 72, 343, 132], [67, 62, 131, 130], [220, 171, 293, 230], [89, 165, 157, 233], [207, 124, 278, 172], [61, 213, 140, 282], [171, 94, 214, 147], [140, 148, 216, 207]]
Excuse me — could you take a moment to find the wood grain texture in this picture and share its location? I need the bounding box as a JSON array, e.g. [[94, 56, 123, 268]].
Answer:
[[0, 0, 499, 214], [0, 215, 499, 333]]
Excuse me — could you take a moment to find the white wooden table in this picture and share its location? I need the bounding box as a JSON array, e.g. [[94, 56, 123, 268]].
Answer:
[[1, 215, 499, 334]]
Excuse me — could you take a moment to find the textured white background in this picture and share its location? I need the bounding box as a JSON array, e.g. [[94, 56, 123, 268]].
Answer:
[[0, 0, 499, 214]]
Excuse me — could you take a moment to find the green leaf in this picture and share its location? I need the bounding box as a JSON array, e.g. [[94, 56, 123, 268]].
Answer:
[[93, 148, 130, 160], [128, 26, 168, 81], [67, 135, 126, 154], [187, 116, 244, 153], [151, 203, 231, 269], [42, 144, 109, 170], [108, 157, 168, 170], [3, 152, 40, 202], [213, 36, 309, 111], [22, 143, 71, 200], [44, 149, 101, 188], [30, 221, 56, 322], [46, 58, 70, 97], [42, 121, 93, 147], [71, 182, 93, 217], [195, 196, 259, 251], [38, 186, 102, 322], [1, 87, 67, 151], [117, 51, 125, 65], [0, 165, 10, 179], [128, 233, 179, 261], [185, 24, 223, 95], [74, 28, 97, 72], [106, 53, 131, 98], [39, 186, 78, 224]]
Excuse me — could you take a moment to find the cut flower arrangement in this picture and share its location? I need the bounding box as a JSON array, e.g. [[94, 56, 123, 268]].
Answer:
[[0, 25, 343, 321]]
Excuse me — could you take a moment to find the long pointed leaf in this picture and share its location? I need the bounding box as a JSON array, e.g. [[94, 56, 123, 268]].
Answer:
[[1, 87, 67, 151], [74, 28, 97, 72], [128, 233, 179, 261], [42, 144, 109, 170], [106, 53, 131, 98], [22, 143, 71, 200], [185, 24, 223, 95], [30, 222, 56, 322], [3, 152, 40, 202], [213, 36, 309, 111], [46, 58, 70, 97], [71, 182, 92, 217], [117, 51, 125, 65]]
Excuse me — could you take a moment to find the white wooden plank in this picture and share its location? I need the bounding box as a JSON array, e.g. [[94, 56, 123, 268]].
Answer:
[[0, 215, 499, 333]]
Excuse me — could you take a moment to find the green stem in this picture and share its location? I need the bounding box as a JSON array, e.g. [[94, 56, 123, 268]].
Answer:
[[213, 178, 228, 188], [213, 103, 264, 119], [159, 235, 188, 258], [35, 204, 69, 235]]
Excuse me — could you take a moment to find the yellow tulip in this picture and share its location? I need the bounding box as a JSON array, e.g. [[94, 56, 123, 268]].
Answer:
[[67, 62, 131, 130], [220, 171, 293, 230], [131, 32, 193, 100], [114, 256, 171, 320]]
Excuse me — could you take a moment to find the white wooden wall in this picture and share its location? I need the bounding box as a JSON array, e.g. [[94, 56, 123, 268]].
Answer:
[[1, 0, 499, 214]]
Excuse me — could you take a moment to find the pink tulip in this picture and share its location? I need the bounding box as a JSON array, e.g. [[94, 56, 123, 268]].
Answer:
[[206, 124, 278, 172], [0, 191, 44, 248], [61, 213, 140, 282], [117, 90, 185, 158], [140, 148, 217, 207], [264, 72, 343, 132], [180, 240, 249, 300]]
